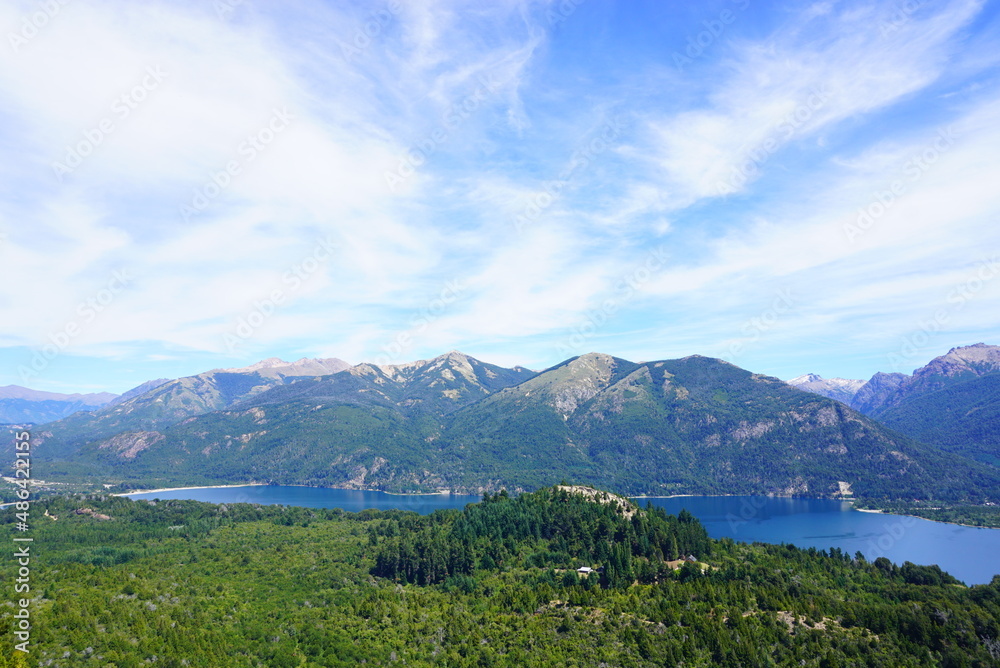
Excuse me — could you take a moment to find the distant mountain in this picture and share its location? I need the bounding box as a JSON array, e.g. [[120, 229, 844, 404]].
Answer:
[[852, 344, 1000, 417], [0, 386, 116, 404], [849, 372, 908, 415], [105, 378, 172, 408], [0, 385, 117, 424], [32, 357, 351, 458], [436, 353, 996, 499], [34, 352, 999, 503], [237, 351, 537, 416], [875, 374, 1000, 467], [787, 374, 865, 404], [850, 344, 1000, 466]]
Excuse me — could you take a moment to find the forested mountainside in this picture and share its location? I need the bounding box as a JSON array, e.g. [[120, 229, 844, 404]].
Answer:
[[30, 353, 1000, 504], [31, 357, 353, 456]]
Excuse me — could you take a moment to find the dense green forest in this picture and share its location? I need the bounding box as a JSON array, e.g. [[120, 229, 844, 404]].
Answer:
[[875, 373, 1000, 468], [2, 487, 999, 666]]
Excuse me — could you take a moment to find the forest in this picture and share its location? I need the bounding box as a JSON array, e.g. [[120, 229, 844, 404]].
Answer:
[[1, 486, 998, 666]]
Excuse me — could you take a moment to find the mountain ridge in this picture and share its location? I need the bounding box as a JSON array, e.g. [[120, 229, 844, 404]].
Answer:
[[850, 343, 1000, 416], [787, 374, 866, 404], [30, 351, 1000, 504], [0, 384, 119, 424]]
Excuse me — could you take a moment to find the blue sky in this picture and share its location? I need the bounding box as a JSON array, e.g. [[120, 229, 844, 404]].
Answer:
[[2, 0, 1000, 395]]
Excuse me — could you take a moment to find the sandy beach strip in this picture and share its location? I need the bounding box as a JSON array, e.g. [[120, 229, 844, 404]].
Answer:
[[114, 483, 267, 497]]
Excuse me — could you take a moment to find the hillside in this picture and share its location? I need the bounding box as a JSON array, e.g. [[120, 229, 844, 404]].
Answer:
[[437, 353, 999, 499], [32, 357, 352, 459], [848, 344, 1000, 466], [7, 488, 999, 666], [875, 373, 1000, 467], [32, 352, 1000, 503]]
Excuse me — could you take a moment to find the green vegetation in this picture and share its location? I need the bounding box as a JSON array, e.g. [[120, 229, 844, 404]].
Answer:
[[3, 486, 999, 666], [369, 487, 712, 587], [876, 374, 1000, 468], [854, 500, 1000, 529]]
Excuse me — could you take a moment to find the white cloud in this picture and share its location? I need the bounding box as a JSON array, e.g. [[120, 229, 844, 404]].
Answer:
[[646, 0, 983, 205], [1, 0, 998, 388]]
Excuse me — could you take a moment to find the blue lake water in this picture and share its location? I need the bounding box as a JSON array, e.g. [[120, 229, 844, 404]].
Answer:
[[122, 486, 1000, 585], [123, 485, 483, 514]]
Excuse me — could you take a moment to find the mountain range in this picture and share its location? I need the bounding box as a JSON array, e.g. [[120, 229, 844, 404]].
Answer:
[[789, 343, 1000, 467], [34, 357, 350, 447], [0, 384, 120, 424], [27, 349, 1000, 504]]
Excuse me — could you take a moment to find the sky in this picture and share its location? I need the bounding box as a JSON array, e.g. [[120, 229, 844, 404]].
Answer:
[[2, 0, 1000, 395]]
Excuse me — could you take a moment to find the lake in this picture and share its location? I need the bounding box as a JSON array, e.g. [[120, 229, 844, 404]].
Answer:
[[122, 486, 1000, 585]]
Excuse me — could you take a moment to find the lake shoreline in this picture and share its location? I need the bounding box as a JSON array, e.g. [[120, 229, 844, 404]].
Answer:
[[113, 484, 993, 530], [116, 482, 469, 498], [849, 504, 995, 530], [115, 483, 269, 497], [105, 483, 1000, 583]]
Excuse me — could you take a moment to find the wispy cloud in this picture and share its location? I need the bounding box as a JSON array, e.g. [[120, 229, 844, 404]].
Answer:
[[1, 0, 998, 391]]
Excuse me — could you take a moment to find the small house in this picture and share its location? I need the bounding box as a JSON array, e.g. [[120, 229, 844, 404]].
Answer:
[[577, 566, 594, 574]]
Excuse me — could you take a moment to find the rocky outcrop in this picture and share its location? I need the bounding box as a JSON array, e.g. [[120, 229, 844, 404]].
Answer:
[[98, 431, 165, 460]]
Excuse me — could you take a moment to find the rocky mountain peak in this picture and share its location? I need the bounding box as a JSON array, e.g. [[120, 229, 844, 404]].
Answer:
[[219, 357, 290, 373], [919, 343, 1000, 377], [568, 352, 619, 373], [787, 374, 865, 404]]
